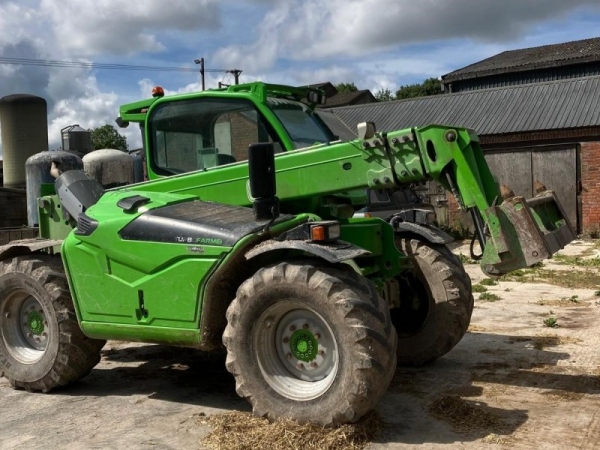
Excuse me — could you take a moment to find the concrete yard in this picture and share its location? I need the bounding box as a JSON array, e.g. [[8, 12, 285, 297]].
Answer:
[[1, 241, 599, 449]]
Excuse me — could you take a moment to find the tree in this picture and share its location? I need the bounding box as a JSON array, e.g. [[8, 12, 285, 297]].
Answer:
[[335, 82, 358, 93], [395, 77, 442, 100], [374, 88, 394, 102], [90, 124, 128, 151]]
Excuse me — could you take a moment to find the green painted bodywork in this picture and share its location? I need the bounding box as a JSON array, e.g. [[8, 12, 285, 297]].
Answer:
[[60, 187, 317, 344], [49, 82, 573, 345]]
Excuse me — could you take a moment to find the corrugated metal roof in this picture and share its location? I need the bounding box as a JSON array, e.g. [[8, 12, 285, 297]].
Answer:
[[320, 90, 377, 108], [443, 37, 600, 82], [315, 110, 357, 141], [330, 76, 600, 136]]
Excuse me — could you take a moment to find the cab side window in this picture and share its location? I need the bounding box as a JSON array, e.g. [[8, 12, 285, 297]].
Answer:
[[149, 98, 281, 175]]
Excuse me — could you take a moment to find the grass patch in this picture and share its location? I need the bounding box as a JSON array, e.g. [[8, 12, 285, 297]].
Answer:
[[537, 296, 588, 307], [472, 284, 488, 293], [479, 292, 500, 302], [479, 278, 498, 287], [552, 253, 600, 267], [458, 253, 477, 265], [502, 267, 600, 289], [440, 224, 472, 240], [199, 411, 381, 450], [499, 269, 530, 282], [543, 317, 559, 328]]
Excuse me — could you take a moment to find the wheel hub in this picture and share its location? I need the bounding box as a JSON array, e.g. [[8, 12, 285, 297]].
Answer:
[[1, 294, 48, 362], [27, 310, 45, 335], [19, 298, 48, 351], [290, 329, 318, 362], [254, 302, 338, 401], [277, 315, 333, 378]]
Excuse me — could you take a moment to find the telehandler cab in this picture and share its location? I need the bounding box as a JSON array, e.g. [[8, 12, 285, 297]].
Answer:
[[0, 82, 575, 426]]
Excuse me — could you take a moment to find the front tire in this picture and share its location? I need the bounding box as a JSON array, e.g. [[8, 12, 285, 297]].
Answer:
[[393, 237, 474, 366], [223, 262, 397, 426], [0, 255, 105, 392]]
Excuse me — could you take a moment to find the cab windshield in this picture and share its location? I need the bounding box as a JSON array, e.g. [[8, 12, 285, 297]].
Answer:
[[267, 98, 336, 149]]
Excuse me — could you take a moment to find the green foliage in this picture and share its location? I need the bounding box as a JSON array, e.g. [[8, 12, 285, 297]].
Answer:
[[439, 224, 472, 240], [90, 124, 128, 151], [479, 278, 498, 286], [458, 253, 477, 265], [543, 317, 559, 328], [499, 269, 527, 282], [553, 253, 600, 267], [374, 88, 394, 102], [335, 82, 358, 93], [396, 77, 442, 100], [479, 292, 500, 302], [472, 284, 487, 293]]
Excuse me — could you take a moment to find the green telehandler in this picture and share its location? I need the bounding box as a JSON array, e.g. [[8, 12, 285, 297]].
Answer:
[[0, 82, 575, 426]]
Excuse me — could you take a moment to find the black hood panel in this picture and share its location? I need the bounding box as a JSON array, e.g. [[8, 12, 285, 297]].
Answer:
[[120, 200, 293, 246]]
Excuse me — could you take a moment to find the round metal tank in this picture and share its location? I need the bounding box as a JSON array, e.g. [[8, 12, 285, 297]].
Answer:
[[83, 149, 134, 188], [25, 151, 83, 227], [1, 94, 49, 188]]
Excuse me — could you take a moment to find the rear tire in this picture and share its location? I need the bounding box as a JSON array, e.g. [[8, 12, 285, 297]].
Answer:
[[393, 238, 474, 366], [0, 255, 105, 392], [223, 261, 397, 426]]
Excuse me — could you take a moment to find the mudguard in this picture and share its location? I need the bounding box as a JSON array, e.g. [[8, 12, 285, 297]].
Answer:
[[0, 239, 62, 262], [245, 239, 370, 263], [392, 222, 454, 245]]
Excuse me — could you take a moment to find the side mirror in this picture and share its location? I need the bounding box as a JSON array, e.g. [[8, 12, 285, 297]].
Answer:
[[248, 143, 280, 222], [115, 116, 129, 129]]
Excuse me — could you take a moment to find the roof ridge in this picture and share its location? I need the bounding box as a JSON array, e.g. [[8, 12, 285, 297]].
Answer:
[[442, 36, 600, 81], [329, 75, 600, 111]]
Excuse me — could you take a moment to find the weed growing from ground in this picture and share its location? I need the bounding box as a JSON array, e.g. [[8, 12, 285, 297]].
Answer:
[[479, 292, 500, 302]]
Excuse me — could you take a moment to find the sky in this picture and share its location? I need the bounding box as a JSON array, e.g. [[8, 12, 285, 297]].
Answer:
[[1, 0, 600, 155]]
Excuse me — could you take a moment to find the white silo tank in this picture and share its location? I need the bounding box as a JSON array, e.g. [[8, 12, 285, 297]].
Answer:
[[0, 94, 49, 188]]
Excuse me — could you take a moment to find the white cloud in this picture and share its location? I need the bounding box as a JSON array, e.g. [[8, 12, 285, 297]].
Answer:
[[40, 0, 221, 56], [47, 72, 122, 149], [1, 0, 600, 159], [0, 0, 224, 155], [213, 0, 600, 68], [214, 3, 291, 72]]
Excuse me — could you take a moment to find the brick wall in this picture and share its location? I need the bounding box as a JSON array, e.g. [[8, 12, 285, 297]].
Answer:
[[227, 113, 259, 162], [580, 141, 600, 235]]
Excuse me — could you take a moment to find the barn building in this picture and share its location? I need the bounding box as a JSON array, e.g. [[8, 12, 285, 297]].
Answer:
[[330, 37, 600, 235]]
